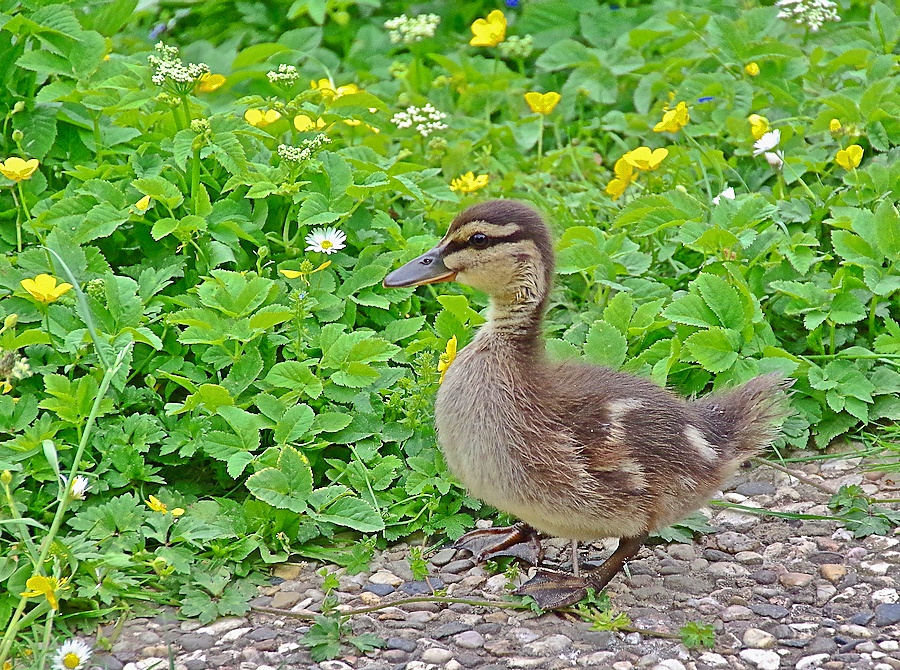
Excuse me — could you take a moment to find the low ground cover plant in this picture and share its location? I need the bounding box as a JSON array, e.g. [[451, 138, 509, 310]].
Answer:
[[1, 0, 899, 663]]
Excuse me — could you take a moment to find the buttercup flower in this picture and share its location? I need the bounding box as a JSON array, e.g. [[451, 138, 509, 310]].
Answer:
[[745, 62, 760, 76], [835, 144, 863, 170], [195, 73, 225, 92], [305, 227, 347, 255], [134, 195, 152, 213], [21, 574, 69, 610], [605, 157, 634, 201], [753, 129, 781, 156], [712, 187, 736, 205], [311, 78, 359, 99], [829, 118, 842, 133], [653, 101, 689, 133], [623, 146, 668, 171], [450, 172, 489, 193], [0, 157, 40, 182], [747, 114, 770, 140], [470, 9, 506, 47], [524, 92, 561, 115], [439, 335, 457, 383], [294, 115, 327, 132], [281, 260, 331, 283], [21, 274, 73, 304], [244, 109, 281, 127], [146, 494, 184, 516], [52, 638, 92, 670]]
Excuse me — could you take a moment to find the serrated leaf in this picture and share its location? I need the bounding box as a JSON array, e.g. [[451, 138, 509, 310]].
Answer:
[[662, 294, 718, 328], [245, 445, 313, 513], [694, 274, 747, 331], [313, 496, 384, 532], [584, 321, 627, 368], [274, 404, 315, 444], [683, 327, 742, 373]]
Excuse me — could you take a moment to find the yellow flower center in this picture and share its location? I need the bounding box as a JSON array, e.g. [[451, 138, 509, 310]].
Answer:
[[64, 652, 81, 669], [320, 240, 333, 249]]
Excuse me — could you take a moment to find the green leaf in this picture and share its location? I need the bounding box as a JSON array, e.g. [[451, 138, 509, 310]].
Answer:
[[683, 327, 742, 373], [274, 404, 315, 444], [265, 362, 323, 398], [245, 445, 313, 513], [313, 496, 384, 532], [874, 200, 900, 261], [693, 274, 747, 331], [584, 321, 627, 368], [662, 294, 718, 328]]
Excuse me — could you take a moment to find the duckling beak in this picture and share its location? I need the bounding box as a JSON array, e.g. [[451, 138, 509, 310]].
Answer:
[[383, 245, 457, 288]]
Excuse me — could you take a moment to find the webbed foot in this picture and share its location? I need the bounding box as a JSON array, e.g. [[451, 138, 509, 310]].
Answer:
[[514, 568, 588, 610], [453, 523, 543, 564]]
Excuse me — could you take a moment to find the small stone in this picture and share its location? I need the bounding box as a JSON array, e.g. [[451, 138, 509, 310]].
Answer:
[[742, 628, 776, 649], [358, 591, 381, 605], [735, 481, 776, 496], [509, 627, 541, 644], [382, 649, 409, 663], [668, 545, 696, 561], [720, 605, 753, 621], [443, 559, 475, 574], [707, 562, 750, 578], [220, 626, 250, 642], [796, 654, 831, 670], [578, 651, 616, 667], [386, 637, 417, 652], [738, 649, 780, 670], [837, 623, 874, 638], [735, 551, 764, 565], [523, 634, 572, 656], [873, 603, 900, 626], [270, 591, 301, 609], [698, 653, 729, 668], [400, 579, 443, 595], [850, 611, 874, 625], [430, 548, 457, 566], [820, 564, 847, 583], [652, 661, 686, 670], [434, 622, 471, 639], [715, 531, 760, 554], [779, 572, 814, 588], [453, 630, 485, 649], [369, 570, 403, 586], [272, 564, 302, 580], [319, 662, 353, 670], [752, 570, 778, 585], [749, 603, 790, 620], [871, 588, 898, 605], [364, 582, 395, 596], [195, 617, 247, 636], [421, 647, 454, 664], [178, 634, 215, 651]]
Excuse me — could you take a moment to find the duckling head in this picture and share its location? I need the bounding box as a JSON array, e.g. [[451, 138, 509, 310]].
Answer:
[[384, 200, 554, 310]]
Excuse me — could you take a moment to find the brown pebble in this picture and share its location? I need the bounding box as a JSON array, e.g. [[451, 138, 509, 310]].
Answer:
[[864, 470, 885, 481], [359, 592, 381, 605], [272, 563, 303, 580], [820, 564, 848, 583], [779, 572, 814, 588], [269, 591, 301, 609]]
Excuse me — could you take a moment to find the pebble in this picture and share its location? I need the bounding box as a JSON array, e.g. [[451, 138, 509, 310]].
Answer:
[[743, 627, 776, 648], [739, 648, 781, 670], [386, 636, 417, 652], [368, 570, 403, 586], [523, 634, 572, 656], [796, 653, 831, 670], [453, 630, 485, 649], [364, 582, 395, 596], [715, 531, 760, 553], [443, 559, 475, 574], [749, 603, 790, 619], [430, 547, 457, 566], [820, 563, 847, 583], [779, 572, 814, 588], [720, 604, 753, 621], [873, 602, 900, 626], [421, 647, 454, 664]]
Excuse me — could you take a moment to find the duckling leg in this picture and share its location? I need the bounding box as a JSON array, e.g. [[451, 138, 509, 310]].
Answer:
[[452, 522, 543, 564], [515, 534, 647, 610]]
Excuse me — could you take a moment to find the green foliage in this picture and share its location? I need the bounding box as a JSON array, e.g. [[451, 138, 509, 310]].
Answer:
[[681, 621, 716, 649], [829, 484, 900, 537], [302, 573, 384, 661], [1, 0, 899, 658]]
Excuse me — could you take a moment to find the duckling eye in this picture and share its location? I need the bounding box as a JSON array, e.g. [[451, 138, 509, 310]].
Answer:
[[470, 233, 489, 248]]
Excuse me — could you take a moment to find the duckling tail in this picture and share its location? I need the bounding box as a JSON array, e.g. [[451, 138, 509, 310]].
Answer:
[[695, 373, 794, 460]]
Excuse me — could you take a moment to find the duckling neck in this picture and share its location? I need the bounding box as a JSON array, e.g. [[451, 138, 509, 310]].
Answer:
[[481, 292, 547, 351]]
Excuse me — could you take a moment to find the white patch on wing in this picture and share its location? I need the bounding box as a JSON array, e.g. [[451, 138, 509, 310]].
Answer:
[[684, 424, 718, 462]]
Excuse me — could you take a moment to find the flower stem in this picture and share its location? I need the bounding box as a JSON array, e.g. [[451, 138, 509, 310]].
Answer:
[[191, 143, 201, 216], [537, 120, 544, 165]]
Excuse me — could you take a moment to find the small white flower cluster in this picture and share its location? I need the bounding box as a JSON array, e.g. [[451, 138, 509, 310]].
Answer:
[[390, 104, 448, 137], [267, 64, 300, 86], [775, 0, 840, 32], [147, 42, 209, 87], [753, 130, 784, 170], [384, 14, 440, 44], [0, 350, 31, 390], [277, 134, 332, 163], [498, 35, 535, 60]]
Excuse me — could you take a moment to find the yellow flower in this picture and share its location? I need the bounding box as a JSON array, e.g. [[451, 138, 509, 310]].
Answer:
[[653, 101, 689, 133], [605, 157, 635, 201], [524, 91, 561, 115], [146, 495, 168, 513], [196, 73, 226, 92], [450, 172, 489, 193], [469, 9, 506, 47], [294, 115, 327, 132], [280, 260, 331, 284], [438, 335, 457, 383], [835, 144, 863, 170], [623, 146, 668, 171], [21, 574, 69, 610], [21, 274, 73, 305], [0, 157, 40, 182], [134, 195, 152, 213], [747, 114, 769, 140], [829, 118, 842, 133], [745, 62, 760, 76], [244, 109, 281, 127], [310, 78, 359, 98]]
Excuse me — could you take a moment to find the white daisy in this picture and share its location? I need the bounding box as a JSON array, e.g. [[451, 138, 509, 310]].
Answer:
[[59, 474, 91, 500], [712, 187, 736, 205], [753, 129, 781, 156], [52, 638, 92, 670], [304, 227, 347, 255]]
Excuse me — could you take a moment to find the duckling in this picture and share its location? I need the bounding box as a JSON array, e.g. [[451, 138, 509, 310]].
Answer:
[[383, 200, 792, 609]]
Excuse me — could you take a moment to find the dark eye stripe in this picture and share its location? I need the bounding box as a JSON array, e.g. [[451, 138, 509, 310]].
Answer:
[[443, 230, 530, 255]]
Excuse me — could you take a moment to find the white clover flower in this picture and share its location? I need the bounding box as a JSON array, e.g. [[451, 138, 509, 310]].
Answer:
[[390, 104, 448, 137], [384, 14, 440, 44], [52, 638, 92, 670], [776, 0, 840, 32], [147, 42, 209, 89], [753, 129, 781, 156], [305, 228, 347, 255], [712, 187, 736, 205], [267, 64, 300, 86]]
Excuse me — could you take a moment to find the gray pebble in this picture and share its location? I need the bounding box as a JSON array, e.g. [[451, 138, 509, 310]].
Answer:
[[247, 627, 278, 641], [422, 647, 454, 664], [523, 634, 572, 656], [178, 633, 215, 651], [751, 570, 778, 585], [92, 654, 125, 670], [381, 649, 408, 663], [805, 636, 838, 654], [849, 611, 874, 626], [435, 622, 471, 639], [734, 481, 776, 496], [453, 630, 485, 649], [749, 603, 790, 619], [365, 583, 395, 596], [443, 559, 475, 574], [873, 602, 900, 626], [386, 636, 417, 652], [703, 549, 733, 562], [430, 547, 457, 566], [400, 578, 443, 595]]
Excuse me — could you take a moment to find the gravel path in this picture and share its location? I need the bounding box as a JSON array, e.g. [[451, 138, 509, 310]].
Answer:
[[97, 457, 898, 670]]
